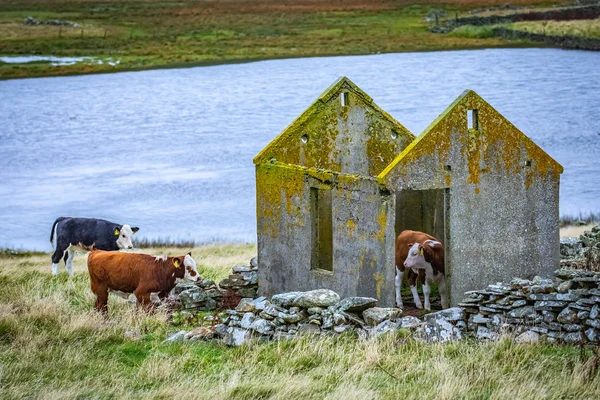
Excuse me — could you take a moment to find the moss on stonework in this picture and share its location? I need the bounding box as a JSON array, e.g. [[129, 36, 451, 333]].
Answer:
[[378, 89, 563, 191]]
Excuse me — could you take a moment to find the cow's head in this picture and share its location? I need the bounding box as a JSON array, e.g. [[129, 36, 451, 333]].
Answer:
[[114, 224, 139, 250], [403, 242, 432, 269], [177, 252, 199, 282]]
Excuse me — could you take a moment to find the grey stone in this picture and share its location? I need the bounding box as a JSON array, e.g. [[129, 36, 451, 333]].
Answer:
[[224, 327, 252, 346], [557, 307, 579, 324], [249, 318, 273, 335], [477, 326, 499, 340], [333, 313, 347, 326], [251, 297, 269, 311], [307, 307, 324, 315], [415, 317, 463, 343], [591, 305, 599, 319], [515, 330, 540, 344], [511, 278, 533, 290], [232, 265, 252, 273], [337, 297, 378, 312], [281, 311, 306, 324], [578, 311, 590, 320], [562, 324, 582, 332], [298, 323, 321, 335], [471, 314, 490, 324], [529, 293, 578, 301], [563, 332, 583, 344], [236, 298, 256, 312], [240, 312, 255, 329], [511, 300, 527, 308], [424, 307, 465, 322], [397, 316, 422, 329], [263, 304, 285, 317], [585, 328, 598, 342], [456, 320, 467, 329], [308, 319, 321, 326], [334, 325, 349, 333], [241, 271, 258, 284], [509, 306, 536, 318], [322, 313, 334, 329], [373, 320, 397, 337], [271, 292, 302, 307], [534, 301, 567, 310], [214, 324, 229, 338], [362, 307, 401, 326], [560, 237, 584, 259], [586, 319, 600, 329], [250, 257, 258, 268], [342, 311, 367, 328], [163, 330, 186, 343], [542, 310, 557, 323], [292, 289, 341, 308], [558, 280, 573, 294]]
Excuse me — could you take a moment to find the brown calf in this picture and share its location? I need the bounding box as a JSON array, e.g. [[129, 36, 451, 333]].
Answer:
[[395, 230, 447, 310], [87, 249, 200, 313]]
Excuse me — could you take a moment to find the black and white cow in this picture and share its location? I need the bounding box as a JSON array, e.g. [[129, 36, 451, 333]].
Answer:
[[50, 217, 139, 276]]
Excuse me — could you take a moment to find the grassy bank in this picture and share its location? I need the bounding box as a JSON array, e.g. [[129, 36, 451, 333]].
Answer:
[[1, 243, 600, 398], [0, 0, 569, 80]]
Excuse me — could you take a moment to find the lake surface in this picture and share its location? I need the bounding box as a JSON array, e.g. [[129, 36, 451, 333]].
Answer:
[[1, 48, 599, 251]]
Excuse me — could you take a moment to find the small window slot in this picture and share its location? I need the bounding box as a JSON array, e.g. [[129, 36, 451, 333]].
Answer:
[[340, 92, 348, 107], [468, 109, 479, 131]]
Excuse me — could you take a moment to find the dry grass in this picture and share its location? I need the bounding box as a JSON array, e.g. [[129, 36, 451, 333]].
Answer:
[[512, 17, 600, 38], [1, 243, 600, 398], [560, 223, 597, 239]]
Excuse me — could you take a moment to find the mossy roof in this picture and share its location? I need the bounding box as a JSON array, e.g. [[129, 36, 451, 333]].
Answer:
[[377, 89, 564, 188], [253, 76, 415, 174]]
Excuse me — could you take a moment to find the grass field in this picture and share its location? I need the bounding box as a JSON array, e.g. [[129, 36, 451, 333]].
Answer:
[[511, 17, 600, 38], [0, 0, 570, 79], [1, 243, 600, 398]]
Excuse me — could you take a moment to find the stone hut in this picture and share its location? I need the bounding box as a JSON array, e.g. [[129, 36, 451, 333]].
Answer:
[[254, 78, 563, 307]]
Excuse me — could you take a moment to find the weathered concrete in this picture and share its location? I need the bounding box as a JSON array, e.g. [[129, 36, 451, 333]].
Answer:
[[380, 90, 562, 305], [255, 80, 562, 308], [255, 77, 414, 306]]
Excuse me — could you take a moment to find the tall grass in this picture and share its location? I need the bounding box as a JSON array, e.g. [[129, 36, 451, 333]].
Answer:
[[560, 211, 600, 227], [1, 243, 600, 398]]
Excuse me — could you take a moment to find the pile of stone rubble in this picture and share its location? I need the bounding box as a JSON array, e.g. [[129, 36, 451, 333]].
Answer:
[[560, 224, 600, 271], [166, 288, 467, 345], [459, 269, 600, 344], [217, 257, 259, 300]]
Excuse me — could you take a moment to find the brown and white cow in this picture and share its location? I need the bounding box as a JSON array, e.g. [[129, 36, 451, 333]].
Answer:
[[395, 230, 447, 310], [87, 249, 199, 313]]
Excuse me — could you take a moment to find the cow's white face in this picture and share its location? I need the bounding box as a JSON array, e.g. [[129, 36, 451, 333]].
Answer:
[[183, 253, 200, 282], [404, 242, 426, 269], [116, 224, 135, 249]]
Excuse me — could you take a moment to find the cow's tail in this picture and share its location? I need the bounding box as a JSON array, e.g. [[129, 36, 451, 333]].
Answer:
[[50, 219, 60, 249]]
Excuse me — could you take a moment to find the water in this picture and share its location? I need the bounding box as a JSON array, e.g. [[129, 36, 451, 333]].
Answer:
[[0, 55, 95, 66], [1, 48, 599, 251]]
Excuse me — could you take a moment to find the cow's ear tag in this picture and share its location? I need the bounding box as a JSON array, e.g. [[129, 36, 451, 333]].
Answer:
[[419, 247, 424, 256], [114, 229, 120, 236], [173, 259, 180, 268]]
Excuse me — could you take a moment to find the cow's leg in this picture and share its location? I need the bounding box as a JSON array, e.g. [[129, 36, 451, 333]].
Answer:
[[65, 247, 75, 277], [395, 266, 404, 309], [134, 289, 153, 311], [438, 274, 448, 309], [408, 270, 422, 309], [93, 284, 109, 314], [51, 243, 67, 276], [423, 279, 431, 311]]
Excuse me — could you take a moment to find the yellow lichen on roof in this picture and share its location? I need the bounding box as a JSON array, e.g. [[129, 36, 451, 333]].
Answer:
[[254, 76, 415, 177], [378, 89, 563, 189]]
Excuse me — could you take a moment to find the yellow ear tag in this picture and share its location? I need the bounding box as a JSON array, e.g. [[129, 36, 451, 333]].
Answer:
[[173, 259, 180, 268], [419, 248, 424, 256], [114, 229, 120, 236]]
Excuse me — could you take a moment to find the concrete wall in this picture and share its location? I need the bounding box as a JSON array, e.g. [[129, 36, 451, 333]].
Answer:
[[381, 90, 562, 306], [256, 163, 398, 306]]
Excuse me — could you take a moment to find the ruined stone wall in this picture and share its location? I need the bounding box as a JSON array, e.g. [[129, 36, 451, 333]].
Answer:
[[459, 269, 600, 344], [256, 163, 397, 306]]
